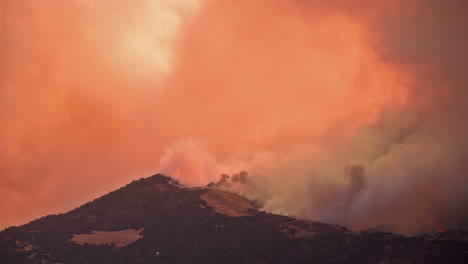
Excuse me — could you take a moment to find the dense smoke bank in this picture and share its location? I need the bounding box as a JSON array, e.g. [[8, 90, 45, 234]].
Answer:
[[1, 0, 467, 235]]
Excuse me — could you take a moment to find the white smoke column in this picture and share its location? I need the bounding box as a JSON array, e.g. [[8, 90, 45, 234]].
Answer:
[[158, 138, 221, 186]]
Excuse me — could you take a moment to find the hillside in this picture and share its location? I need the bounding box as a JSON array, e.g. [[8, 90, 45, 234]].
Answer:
[[0, 174, 466, 264]]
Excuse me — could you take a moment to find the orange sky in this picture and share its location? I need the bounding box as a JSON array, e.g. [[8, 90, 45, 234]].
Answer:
[[1, 0, 467, 235]]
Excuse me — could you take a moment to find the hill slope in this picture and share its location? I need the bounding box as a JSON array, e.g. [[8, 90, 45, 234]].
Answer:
[[0, 174, 467, 264]]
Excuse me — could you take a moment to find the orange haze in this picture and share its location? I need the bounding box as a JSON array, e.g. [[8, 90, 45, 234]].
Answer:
[[1, 0, 467, 235]]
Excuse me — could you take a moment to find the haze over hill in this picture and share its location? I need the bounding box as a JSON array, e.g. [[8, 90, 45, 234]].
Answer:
[[1, 0, 467, 240], [1, 174, 467, 264]]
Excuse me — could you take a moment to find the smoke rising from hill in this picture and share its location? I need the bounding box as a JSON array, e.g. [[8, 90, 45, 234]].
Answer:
[[1, 0, 467, 234]]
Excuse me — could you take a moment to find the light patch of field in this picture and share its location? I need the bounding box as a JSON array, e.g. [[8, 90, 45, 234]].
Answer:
[[200, 188, 256, 217], [71, 228, 144, 247]]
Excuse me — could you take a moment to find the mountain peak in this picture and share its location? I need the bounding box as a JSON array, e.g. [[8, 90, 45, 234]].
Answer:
[[1, 173, 466, 263]]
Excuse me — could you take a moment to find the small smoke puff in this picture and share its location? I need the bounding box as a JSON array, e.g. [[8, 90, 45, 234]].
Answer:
[[344, 164, 366, 194], [208, 171, 249, 188], [231, 171, 248, 184], [207, 174, 231, 188], [158, 138, 220, 186]]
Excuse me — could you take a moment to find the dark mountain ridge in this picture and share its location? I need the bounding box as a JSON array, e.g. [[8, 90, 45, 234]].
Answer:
[[1, 174, 467, 264]]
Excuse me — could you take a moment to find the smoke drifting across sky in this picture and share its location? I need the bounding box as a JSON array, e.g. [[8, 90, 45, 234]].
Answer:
[[1, 0, 467, 235]]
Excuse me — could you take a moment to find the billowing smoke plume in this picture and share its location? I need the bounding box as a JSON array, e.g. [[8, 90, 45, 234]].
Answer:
[[0, 0, 200, 228], [1, 0, 467, 235], [159, 138, 220, 186]]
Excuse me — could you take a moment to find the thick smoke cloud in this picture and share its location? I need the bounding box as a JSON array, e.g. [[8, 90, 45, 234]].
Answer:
[[0, 0, 200, 228], [158, 0, 468, 235], [1, 0, 467, 235]]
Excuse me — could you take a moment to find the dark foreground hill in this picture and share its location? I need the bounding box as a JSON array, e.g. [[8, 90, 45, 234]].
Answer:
[[0, 174, 467, 264]]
